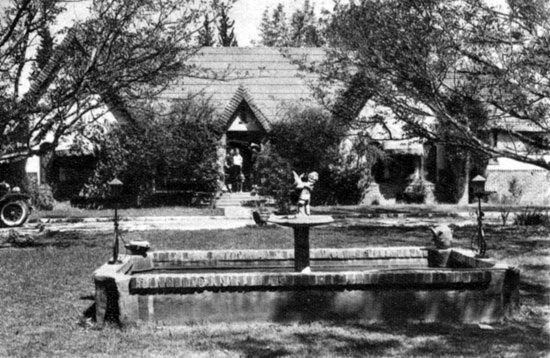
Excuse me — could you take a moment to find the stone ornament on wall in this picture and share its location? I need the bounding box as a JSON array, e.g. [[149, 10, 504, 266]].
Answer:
[[430, 224, 453, 249]]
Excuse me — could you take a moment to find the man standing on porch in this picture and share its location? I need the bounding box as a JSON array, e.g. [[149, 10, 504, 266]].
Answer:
[[231, 148, 243, 192]]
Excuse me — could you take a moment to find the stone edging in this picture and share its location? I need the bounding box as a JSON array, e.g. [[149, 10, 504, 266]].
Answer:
[[151, 247, 429, 262], [129, 269, 494, 293]]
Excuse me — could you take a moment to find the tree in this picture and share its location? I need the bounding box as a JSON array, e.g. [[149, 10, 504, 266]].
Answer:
[[82, 97, 222, 204], [264, 105, 372, 205], [259, 1, 326, 47], [289, 0, 325, 47], [217, 4, 238, 47], [259, 3, 290, 46], [0, 0, 220, 165], [323, 0, 550, 170], [198, 14, 215, 47]]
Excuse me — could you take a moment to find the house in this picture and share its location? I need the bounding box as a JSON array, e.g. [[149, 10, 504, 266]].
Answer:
[[18, 47, 550, 205], [155, 47, 432, 200], [485, 118, 550, 205], [157, 47, 325, 192]]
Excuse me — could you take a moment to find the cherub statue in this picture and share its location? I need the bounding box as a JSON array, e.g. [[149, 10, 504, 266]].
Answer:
[[293, 171, 319, 216]]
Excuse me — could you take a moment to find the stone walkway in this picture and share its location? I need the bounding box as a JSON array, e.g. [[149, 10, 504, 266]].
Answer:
[[0, 212, 485, 236], [36, 216, 255, 233]]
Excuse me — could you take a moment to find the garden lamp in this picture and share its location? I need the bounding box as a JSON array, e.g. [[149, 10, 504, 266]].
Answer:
[[108, 178, 123, 264], [471, 175, 486, 199], [471, 175, 487, 257]]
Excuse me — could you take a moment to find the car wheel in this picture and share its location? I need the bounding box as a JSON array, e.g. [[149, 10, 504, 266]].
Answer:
[[0, 201, 30, 227]]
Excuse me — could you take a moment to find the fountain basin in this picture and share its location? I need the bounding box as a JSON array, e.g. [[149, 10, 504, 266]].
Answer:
[[94, 247, 519, 326]]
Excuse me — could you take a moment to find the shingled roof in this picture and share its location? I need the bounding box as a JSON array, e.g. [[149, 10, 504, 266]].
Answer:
[[159, 47, 326, 129]]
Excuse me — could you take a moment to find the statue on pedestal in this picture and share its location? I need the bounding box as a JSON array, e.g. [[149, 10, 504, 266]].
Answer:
[[292, 171, 319, 216]]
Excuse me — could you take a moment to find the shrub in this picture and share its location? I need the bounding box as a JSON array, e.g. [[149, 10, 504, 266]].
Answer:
[[81, 97, 222, 207], [514, 208, 549, 226], [402, 176, 431, 204], [28, 183, 55, 211], [497, 177, 523, 225], [269, 106, 344, 174], [254, 143, 294, 214], [264, 105, 379, 205]]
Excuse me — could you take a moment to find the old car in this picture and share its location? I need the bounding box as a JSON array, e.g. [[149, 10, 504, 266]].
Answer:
[[0, 182, 31, 227]]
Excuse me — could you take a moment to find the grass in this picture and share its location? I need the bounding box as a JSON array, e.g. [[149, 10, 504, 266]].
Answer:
[[32, 201, 550, 223], [0, 224, 549, 357], [29, 200, 223, 221]]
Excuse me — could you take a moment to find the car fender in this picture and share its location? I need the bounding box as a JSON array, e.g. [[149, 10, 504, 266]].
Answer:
[[0, 193, 31, 205]]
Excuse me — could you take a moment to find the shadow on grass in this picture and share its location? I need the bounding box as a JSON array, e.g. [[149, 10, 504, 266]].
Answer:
[[520, 281, 550, 305], [217, 336, 292, 358], [346, 321, 549, 357], [296, 331, 401, 358], [5, 231, 112, 249], [209, 319, 549, 358], [214, 328, 401, 358]]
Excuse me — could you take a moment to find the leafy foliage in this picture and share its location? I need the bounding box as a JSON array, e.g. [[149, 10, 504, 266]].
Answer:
[[217, 4, 238, 47], [514, 207, 549, 226], [269, 106, 343, 174], [253, 143, 294, 213], [81, 98, 222, 206], [289, 0, 325, 47], [256, 106, 377, 208], [496, 177, 524, 225], [28, 183, 54, 211], [198, 14, 215, 46], [0, 0, 224, 164], [259, 4, 290, 47], [323, 0, 550, 169], [258, 1, 325, 47]]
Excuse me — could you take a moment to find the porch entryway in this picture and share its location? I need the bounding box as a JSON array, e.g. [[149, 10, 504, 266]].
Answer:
[[222, 99, 266, 193]]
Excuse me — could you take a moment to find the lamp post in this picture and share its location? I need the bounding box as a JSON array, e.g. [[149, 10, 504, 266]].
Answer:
[[471, 175, 487, 258], [108, 178, 123, 264]]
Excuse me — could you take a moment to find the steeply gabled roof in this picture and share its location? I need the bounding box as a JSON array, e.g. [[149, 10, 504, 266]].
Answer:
[[160, 47, 326, 128], [221, 85, 271, 131]]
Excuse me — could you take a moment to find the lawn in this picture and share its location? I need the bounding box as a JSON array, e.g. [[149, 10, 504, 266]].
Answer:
[[29, 202, 223, 221], [0, 224, 548, 357]]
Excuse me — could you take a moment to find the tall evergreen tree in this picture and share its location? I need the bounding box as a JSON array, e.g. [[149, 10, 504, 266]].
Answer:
[[290, 0, 324, 46], [259, 1, 325, 47], [217, 4, 238, 47], [198, 14, 215, 47], [259, 3, 290, 46]]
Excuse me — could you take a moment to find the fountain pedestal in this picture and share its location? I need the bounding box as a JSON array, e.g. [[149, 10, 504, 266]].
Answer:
[[269, 215, 334, 271]]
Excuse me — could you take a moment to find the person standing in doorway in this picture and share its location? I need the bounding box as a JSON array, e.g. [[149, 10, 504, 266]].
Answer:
[[224, 149, 234, 192], [249, 143, 260, 190], [232, 148, 243, 192]]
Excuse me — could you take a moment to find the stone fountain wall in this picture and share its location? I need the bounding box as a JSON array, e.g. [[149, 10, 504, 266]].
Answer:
[[94, 247, 519, 326]]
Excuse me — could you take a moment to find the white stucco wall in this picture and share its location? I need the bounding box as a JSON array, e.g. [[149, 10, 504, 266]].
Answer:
[[25, 155, 41, 179], [495, 132, 529, 153], [486, 157, 550, 205]]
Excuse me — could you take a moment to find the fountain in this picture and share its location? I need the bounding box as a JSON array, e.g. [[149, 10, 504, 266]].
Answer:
[[93, 171, 519, 326]]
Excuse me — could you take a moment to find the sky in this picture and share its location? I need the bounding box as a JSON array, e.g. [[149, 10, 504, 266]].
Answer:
[[1, 0, 508, 47], [230, 0, 338, 46], [56, 0, 340, 46]]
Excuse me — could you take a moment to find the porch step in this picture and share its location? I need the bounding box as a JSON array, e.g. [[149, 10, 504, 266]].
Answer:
[[216, 192, 260, 207], [223, 206, 253, 218], [215, 192, 272, 209]]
